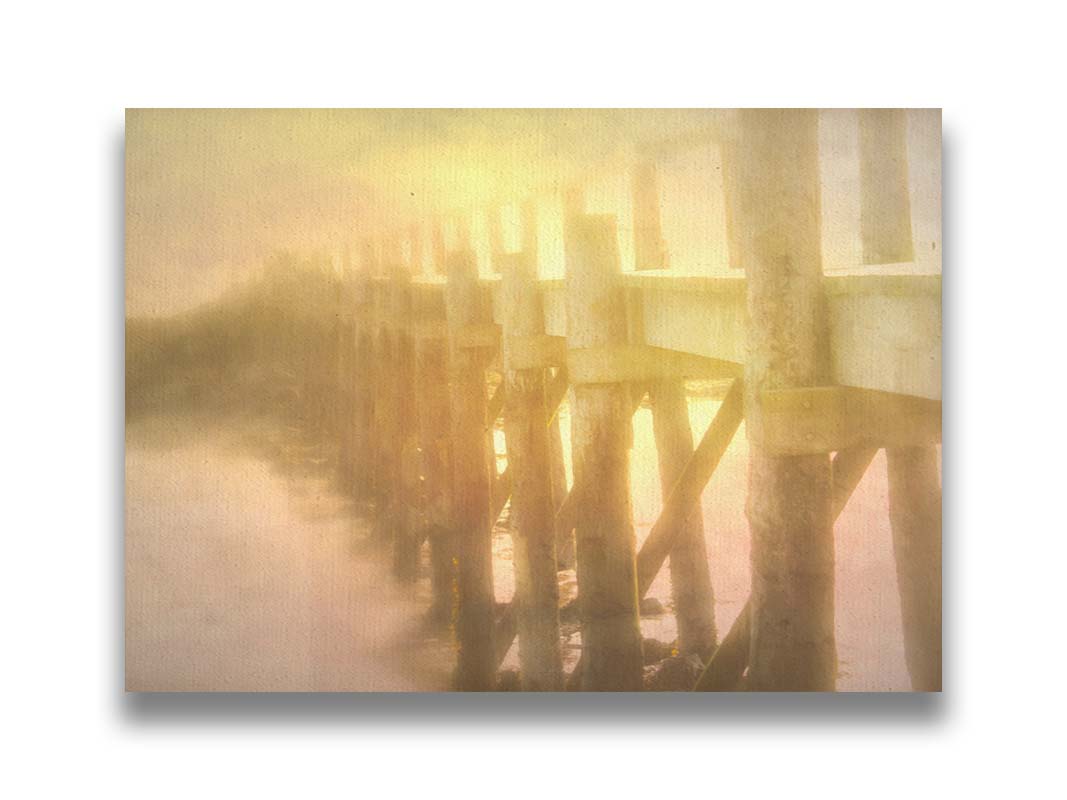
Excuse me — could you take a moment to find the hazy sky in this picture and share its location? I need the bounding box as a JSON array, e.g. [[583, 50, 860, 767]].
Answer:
[[125, 109, 940, 316]]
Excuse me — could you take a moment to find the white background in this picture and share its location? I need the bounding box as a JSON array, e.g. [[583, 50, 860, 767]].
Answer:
[[2, 1, 1064, 797]]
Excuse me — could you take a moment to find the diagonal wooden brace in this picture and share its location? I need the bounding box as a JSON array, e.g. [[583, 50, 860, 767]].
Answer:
[[486, 382, 506, 429], [692, 444, 880, 691], [489, 366, 571, 526], [560, 380, 745, 685], [635, 379, 744, 598]]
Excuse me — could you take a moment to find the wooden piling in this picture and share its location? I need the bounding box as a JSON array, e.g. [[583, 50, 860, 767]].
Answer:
[[444, 248, 497, 691], [370, 281, 398, 541], [887, 447, 942, 691], [694, 445, 879, 691], [632, 158, 717, 658], [566, 214, 644, 691], [499, 251, 564, 690], [351, 331, 374, 496], [859, 109, 942, 691], [336, 251, 355, 486], [357, 244, 376, 497], [732, 109, 837, 691], [387, 258, 420, 583], [859, 109, 914, 265], [548, 402, 571, 569], [415, 332, 458, 628], [537, 194, 573, 570]]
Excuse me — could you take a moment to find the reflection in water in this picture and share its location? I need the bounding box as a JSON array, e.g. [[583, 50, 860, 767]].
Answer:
[[126, 264, 928, 691]]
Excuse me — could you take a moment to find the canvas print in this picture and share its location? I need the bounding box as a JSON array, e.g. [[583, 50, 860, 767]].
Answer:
[[125, 109, 941, 692]]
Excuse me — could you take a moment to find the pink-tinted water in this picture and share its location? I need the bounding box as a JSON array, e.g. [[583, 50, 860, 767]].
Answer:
[[127, 395, 934, 691]]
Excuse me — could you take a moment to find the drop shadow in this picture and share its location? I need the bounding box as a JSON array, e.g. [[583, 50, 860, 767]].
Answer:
[[114, 113, 954, 727], [119, 689, 946, 728]]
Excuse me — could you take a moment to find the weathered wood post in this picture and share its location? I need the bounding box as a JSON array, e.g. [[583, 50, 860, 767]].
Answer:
[[732, 109, 837, 691], [383, 245, 421, 583], [335, 250, 352, 483], [487, 205, 505, 275], [445, 248, 497, 690], [414, 324, 458, 628], [887, 447, 942, 690], [366, 241, 395, 528], [499, 250, 564, 690], [520, 198, 571, 568], [859, 109, 915, 265], [556, 189, 587, 571], [859, 108, 942, 691], [353, 329, 375, 498], [547, 391, 570, 570], [632, 157, 718, 658], [365, 237, 412, 568], [349, 240, 376, 500], [566, 214, 644, 691], [412, 226, 460, 626]]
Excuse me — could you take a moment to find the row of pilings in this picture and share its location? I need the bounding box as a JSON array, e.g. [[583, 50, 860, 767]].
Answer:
[[329, 109, 941, 692]]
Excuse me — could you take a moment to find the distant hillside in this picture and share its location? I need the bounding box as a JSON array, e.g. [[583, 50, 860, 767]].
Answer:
[[126, 254, 349, 425]]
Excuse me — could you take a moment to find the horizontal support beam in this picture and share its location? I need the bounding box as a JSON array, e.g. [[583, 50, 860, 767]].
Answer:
[[366, 271, 939, 399], [568, 345, 742, 385], [758, 386, 940, 455], [506, 335, 567, 370]]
